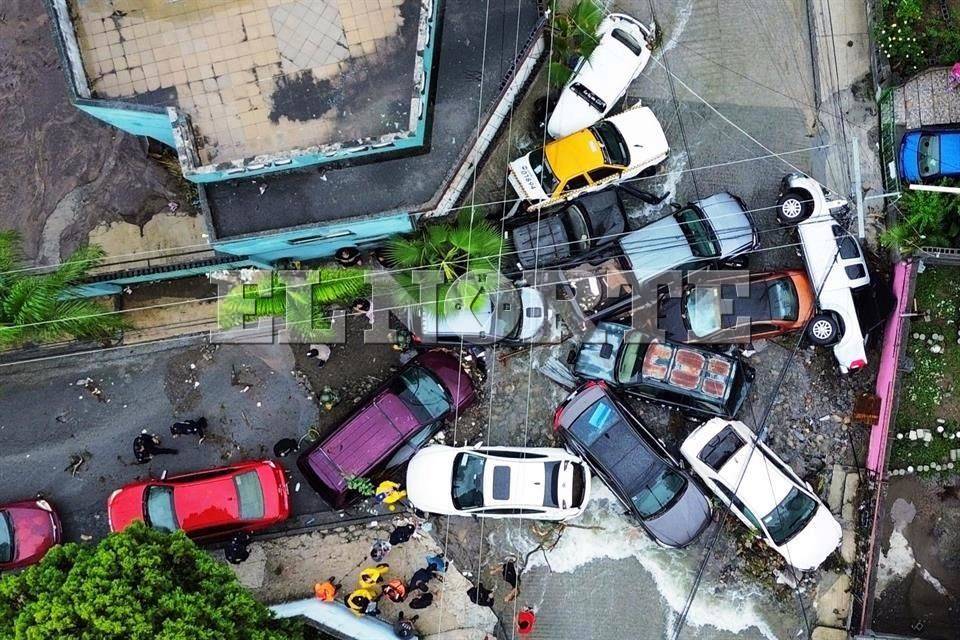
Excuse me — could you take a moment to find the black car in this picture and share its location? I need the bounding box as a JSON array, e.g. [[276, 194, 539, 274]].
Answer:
[[572, 322, 754, 418], [553, 381, 713, 547], [506, 185, 664, 272]]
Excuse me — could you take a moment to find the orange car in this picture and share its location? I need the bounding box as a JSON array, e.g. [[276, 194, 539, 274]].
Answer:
[[658, 270, 815, 344]]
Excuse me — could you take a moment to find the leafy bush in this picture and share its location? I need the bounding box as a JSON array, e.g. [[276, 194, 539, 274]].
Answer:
[[548, 0, 604, 86], [0, 523, 292, 640], [880, 186, 960, 252], [875, 0, 960, 73], [0, 231, 129, 348]]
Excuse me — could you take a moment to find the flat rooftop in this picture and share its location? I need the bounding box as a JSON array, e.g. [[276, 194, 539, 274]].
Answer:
[[71, 0, 426, 165], [204, 0, 542, 240]]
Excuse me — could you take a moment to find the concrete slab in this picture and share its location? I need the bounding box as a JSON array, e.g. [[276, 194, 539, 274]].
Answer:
[[894, 67, 960, 129], [811, 626, 849, 640], [828, 463, 847, 514], [815, 572, 852, 628], [841, 472, 860, 523]]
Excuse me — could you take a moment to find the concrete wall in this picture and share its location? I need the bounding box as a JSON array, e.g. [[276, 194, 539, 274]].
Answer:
[[46, 0, 91, 98], [212, 213, 415, 264]]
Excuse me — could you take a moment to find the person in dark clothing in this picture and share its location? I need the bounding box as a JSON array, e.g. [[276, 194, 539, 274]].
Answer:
[[389, 523, 416, 546], [133, 432, 177, 464], [334, 246, 362, 267], [393, 612, 419, 639], [467, 583, 495, 607], [224, 532, 251, 564], [408, 564, 442, 592], [489, 556, 521, 602], [408, 588, 434, 610], [170, 417, 206, 438]]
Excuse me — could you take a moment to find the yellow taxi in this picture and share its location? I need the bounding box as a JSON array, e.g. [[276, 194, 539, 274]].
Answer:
[[508, 106, 669, 210]]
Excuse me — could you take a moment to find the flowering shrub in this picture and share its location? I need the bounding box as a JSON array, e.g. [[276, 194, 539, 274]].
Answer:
[[875, 0, 960, 74]]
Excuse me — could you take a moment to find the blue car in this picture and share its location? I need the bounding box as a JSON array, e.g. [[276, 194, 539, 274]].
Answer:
[[898, 127, 960, 183]]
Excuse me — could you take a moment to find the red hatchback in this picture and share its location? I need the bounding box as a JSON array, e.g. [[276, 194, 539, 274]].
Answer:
[[0, 498, 62, 570], [298, 350, 476, 508], [107, 460, 289, 539]]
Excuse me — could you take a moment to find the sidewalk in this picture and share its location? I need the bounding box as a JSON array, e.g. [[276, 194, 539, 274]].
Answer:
[[893, 66, 960, 128], [223, 517, 498, 640]]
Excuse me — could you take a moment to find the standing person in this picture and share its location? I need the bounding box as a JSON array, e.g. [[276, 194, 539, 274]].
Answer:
[[314, 577, 341, 602], [516, 606, 536, 635], [358, 563, 390, 589], [306, 344, 331, 367], [224, 532, 251, 565], [133, 431, 177, 464], [466, 582, 495, 607], [393, 612, 419, 639]]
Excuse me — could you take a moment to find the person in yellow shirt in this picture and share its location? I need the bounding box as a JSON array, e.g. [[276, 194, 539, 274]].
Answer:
[[375, 480, 407, 511], [358, 563, 390, 589]]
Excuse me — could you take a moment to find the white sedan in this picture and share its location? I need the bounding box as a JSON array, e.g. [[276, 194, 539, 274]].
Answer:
[[547, 13, 654, 139], [405, 446, 591, 520], [680, 418, 842, 571]]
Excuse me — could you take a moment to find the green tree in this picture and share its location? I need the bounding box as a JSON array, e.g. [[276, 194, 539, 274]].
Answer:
[[881, 187, 960, 253], [0, 523, 291, 640], [384, 209, 508, 316], [218, 266, 369, 340], [0, 231, 128, 348]]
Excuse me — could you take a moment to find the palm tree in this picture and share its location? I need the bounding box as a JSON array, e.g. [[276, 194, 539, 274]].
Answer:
[[548, 0, 605, 86], [0, 231, 129, 348], [218, 266, 369, 340], [384, 208, 509, 316]]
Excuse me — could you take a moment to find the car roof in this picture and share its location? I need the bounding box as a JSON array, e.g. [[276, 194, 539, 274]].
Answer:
[[304, 392, 420, 492], [563, 389, 663, 494], [172, 474, 242, 530], [544, 129, 604, 181], [620, 215, 695, 283], [713, 437, 795, 517]]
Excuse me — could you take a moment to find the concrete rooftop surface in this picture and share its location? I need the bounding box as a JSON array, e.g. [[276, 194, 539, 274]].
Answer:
[[71, 0, 425, 165], [203, 0, 541, 240]]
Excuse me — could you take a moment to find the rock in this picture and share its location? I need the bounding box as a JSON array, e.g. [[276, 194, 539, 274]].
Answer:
[[811, 627, 849, 640]]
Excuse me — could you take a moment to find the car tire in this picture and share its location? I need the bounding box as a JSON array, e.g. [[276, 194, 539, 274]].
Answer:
[[807, 314, 840, 346], [777, 190, 813, 224]]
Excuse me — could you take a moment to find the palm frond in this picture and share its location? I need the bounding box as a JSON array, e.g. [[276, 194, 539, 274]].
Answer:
[[50, 245, 106, 287], [385, 237, 426, 268]]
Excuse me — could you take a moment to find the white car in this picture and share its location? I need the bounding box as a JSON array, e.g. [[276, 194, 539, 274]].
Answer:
[[508, 106, 669, 210], [680, 418, 841, 571], [405, 445, 591, 520], [776, 174, 893, 373], [547, 13, 654, 139]]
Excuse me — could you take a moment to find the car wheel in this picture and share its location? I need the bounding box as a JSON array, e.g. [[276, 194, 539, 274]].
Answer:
[[777, 190, 812, 224], [807, 314, 840, 346]]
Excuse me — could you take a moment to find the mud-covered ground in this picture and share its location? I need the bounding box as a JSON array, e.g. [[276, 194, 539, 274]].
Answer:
[[0, 0, 190, 264]]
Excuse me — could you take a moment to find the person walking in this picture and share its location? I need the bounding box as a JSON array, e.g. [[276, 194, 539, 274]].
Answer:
[[314, 577, 341, 602], [133, 431, 177, 464], [516, 607, 536, 636], [358, 563, 390, 589], [224, 532, 251, 565]]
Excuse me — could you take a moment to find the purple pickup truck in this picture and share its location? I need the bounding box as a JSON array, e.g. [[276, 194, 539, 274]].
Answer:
[[298, 350, 476, 508]]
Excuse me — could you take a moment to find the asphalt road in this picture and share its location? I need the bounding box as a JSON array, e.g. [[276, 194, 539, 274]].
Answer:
[[0, 340, 325, 541]]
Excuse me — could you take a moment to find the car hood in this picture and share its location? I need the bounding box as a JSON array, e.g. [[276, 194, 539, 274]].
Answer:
[[778, 504, 843, 571], [643, 480, 712, 547], [406, 447, 458, 514], [898, 132, 920, 182], [607, 107, 669, 167], [108, 485, 147, 532], [508, 154, 549, 202], [697, 192, 756, 257], [7, 504, 59, 563], [621, 216, 694, 285]]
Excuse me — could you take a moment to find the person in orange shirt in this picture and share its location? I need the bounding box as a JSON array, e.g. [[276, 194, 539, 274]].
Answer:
[[314, 576, 340, 602]]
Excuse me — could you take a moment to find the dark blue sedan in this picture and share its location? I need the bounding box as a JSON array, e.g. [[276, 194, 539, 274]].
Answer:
[[898, 127, 960, 183]]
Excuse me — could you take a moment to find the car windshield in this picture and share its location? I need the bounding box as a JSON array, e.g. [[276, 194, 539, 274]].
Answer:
[[918, 135, 940, 177], [675, 208, 719, 258], [530, 151, 559, 194], [452, 452, 486, 509], [684, 286, 722, 336], [762, 487, 818, 545], [234, 470, 265, 520], [615, 332, 646, 383], [767, 278, 799, 321], [0, 512, 13, 564], [145, 486, 178, 532], [631, 467, 687, 518], [395, 365, 452, 423], [590, 121, 629, 166]]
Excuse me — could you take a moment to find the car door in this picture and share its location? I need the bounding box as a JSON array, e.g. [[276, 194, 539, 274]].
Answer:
[[714, 483, 766, 537], [556, 175, 591, 203]]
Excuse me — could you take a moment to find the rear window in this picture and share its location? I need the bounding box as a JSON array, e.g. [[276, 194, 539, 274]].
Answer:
[[698, 426, 746, 471], [393, 366, 452, 423], [145, 486, 178, 532], [543, 461, 561, 508], [570, 397, 622, 447], [832, 226, 861, 260], [235, 471, 265, 520]]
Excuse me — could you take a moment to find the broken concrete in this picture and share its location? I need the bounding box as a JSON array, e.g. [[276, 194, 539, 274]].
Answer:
[[815, 572, 852, 628]]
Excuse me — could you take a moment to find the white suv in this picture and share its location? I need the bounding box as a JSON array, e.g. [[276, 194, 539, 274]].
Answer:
[[547, 13, 654, 139], [776, 174, 892, 373], [681, 418, 842, 571]]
